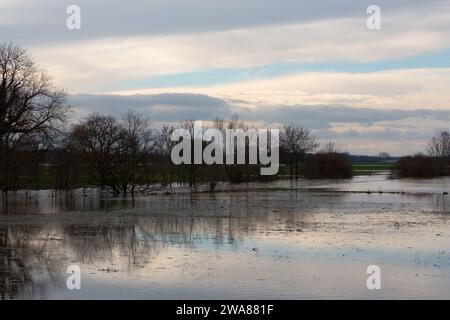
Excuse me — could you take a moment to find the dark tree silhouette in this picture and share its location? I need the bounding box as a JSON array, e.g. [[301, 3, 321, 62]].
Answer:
[[427, 130, 450, 159], [0, 43, 68, 192], [0, 43, 67, 136], [280, 123, 318, 180], [68, 112, 154, 195]]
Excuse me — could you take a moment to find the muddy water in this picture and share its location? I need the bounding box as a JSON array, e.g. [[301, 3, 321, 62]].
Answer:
[[1, 175, 450, 299]]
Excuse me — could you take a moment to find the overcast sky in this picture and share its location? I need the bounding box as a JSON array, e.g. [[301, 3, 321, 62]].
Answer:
[[2, 0, 450, 155]]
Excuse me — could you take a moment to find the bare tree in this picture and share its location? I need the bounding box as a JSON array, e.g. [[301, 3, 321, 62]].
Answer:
[[156, 124, 177, 186], [178, 119, 199, 188], [213, 117, 225, 131], [0, 43, 68, 192], [227, 114, 245, 130], [280, 123, 318, 180], [157, 124, 176, 157], [69, 112, 155, 195], [224, 115, 256, 184], [0, 43, 67, 136], [117, 111, 154, 195], [427, 130, 450, 158], [69, 113, 121, 192], [54, 132, 80, 190], [320, 141, 337, 154]]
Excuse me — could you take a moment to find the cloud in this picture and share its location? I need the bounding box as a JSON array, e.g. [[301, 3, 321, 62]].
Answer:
[[1, 0, 436, 44], [334, 128, 431, 141], [69, 92, 450, 126], [69, 93, 233, 121], [113, 68, 450, 111], [67, 92, 450, 155], [17, 1, 450, 92], [70, 93, 450, 155], [4, 0, 450, 155]]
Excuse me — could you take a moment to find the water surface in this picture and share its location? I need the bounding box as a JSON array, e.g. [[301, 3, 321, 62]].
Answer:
[[1, 175, 450, 299]]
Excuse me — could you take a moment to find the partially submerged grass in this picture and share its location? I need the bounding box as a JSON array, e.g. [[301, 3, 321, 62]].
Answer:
[[12, 162, 396, 191]]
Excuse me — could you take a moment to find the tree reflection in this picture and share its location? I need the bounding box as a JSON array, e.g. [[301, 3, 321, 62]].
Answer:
[[0, 225, 52, 299], [0, 190, 317, 299]]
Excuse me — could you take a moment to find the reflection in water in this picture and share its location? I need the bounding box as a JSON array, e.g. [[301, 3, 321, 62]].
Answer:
[[432, 194, 450, 211], [0, 224, 30, 299], [0, 224, 65, 299], [0, 190, 319, 299], [1, 176, 450, 299]]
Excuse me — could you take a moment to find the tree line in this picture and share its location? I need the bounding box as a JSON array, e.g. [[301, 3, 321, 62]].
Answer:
[[1, 43, 355, 195]]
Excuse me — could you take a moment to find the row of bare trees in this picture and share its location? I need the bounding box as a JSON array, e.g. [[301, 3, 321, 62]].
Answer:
[[53, 114, 271, 194], [1, 42, 343, 195], [55, 115, 346, 194]]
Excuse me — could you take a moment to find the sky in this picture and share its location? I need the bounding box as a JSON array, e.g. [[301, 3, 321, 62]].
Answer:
[[1, 0, 450, 155]]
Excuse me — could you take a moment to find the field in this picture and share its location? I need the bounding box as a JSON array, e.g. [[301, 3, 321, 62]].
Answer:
[[351, 162, 395, 175], [278, 162, 395, 178]]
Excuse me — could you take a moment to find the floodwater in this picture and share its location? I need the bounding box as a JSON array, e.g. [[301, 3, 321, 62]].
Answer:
[[1, 174, 450, 300]]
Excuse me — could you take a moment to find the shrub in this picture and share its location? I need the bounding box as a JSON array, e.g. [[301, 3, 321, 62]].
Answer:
[[304, 152, 353, 179], [395, 154, 445, 177]]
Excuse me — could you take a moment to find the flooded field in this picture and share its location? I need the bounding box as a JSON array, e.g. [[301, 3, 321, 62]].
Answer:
[[1, 174, 450, 299]]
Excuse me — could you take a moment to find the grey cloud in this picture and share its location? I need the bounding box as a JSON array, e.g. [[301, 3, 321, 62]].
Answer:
[[69, 93, 232, 121], [69, 92, 450, 128], [327, 128, 433, 141], [241, 105, 450, 129], [70, 92, 450, 124], [67, 92, 450, 155], [341, 129, 361, 138], [0, 0, 436, 46]]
